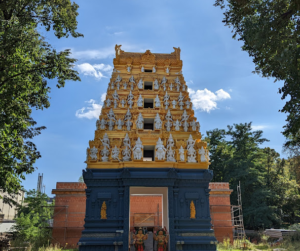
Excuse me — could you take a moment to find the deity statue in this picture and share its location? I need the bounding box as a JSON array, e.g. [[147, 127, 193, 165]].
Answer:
[[141, 66, 144, 72], [198, 146, 207, 162], [101, 145, 109, 162], [172, 100, 177, 109], [169, 83, 173, 91], [130, 82, 134, 90], [125, 119, 132, 131], [137, 94, 143, 107], [164, 100, 169, 110], [182, 84, 186, 91], [111, 145, 120, 161], [166, 67, 169, 74], [107, 119, 115, 131], [129, 75, 135, 83], [111, 82, 115, 90], [124, 108, 132, 121], [205, 149, 210, 162], [136, 113, 144, 129], [128, 98, 134, 108], [185, 100, 191, 109], [174, 120, 181, 131], [179, 101, 184, 110], [187, 135, 196, 163], [153, 229, 169, 251], [165, 110, 173, 121], [89, 146, 98, 160], [155, 138, 166, 160], [116, 82, 120, 90], [137, 79, 143, 89], [190, 201, 196, 219], [122, 146, 131, 161], [178, 92, 184, 102], [123, 133, 131, 148], [115, 74, 122, 83], [120, 99, 126, 107], [161, 76, 167, 84], [112, 90, 119, 101], [183, 120, 189, 132], [154, 79, 159, 90], [153, 66, 156, 73], [164, 91, 170, 102], [162, 83, 166, 91], [116, 119, 124, 130], [176, 82, 181, 92], [113, 99, 118, 108], [133, 137, 143, 160], [154, 113, 162, 130], [100, 201, 107, 219], [175, 76, 180, 84], [181, 110, 189, 122], [123, 82, 127, 89], [99, 118, 107, 130], [100, 133, 110, 149], [179, 146, 185, 162], [165, 120, 172, 132], [107, 108, 116, 120], [154, 95, 161, 108], [127, 66, 131, 73], [127, 90, 134, 100], [106, 98, 111, 108], [133, 228, 148, 251], [190, 121, 197, 131], [166, 134, 175, 162]]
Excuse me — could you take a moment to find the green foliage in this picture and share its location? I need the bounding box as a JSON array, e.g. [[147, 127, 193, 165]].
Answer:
[[13, 189, 54, 246], [206, 122, 300, 229], [0, 0, 82, 196], [214, 0, 300, 147]]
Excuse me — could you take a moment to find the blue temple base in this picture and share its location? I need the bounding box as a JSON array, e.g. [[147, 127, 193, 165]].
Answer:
[[79, 168, 217, 251]]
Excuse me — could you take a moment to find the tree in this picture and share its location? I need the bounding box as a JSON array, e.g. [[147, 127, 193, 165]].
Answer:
[[0, 0, 83, 197], [13, 190, 54, 246], [214, 0, 300, 147]]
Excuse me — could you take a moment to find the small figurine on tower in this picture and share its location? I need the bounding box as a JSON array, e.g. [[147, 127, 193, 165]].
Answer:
[[154, 227, 169, 251], [132, 227, 148, 251]]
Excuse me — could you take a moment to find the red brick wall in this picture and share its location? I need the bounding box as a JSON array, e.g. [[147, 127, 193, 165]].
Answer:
[[52, 182, 233, 247]]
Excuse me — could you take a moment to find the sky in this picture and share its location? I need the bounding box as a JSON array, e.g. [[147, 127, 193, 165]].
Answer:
[[23, 0, 287, 196]]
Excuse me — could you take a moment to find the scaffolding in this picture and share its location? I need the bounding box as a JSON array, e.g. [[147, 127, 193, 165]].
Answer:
[[231, 181, 245, 239]]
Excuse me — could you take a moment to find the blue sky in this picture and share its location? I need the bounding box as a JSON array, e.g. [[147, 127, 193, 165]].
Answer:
[[24, 0, 287, 196]]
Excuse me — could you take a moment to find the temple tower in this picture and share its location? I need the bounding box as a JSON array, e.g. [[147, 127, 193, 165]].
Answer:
[[79, 46, 217, 251]]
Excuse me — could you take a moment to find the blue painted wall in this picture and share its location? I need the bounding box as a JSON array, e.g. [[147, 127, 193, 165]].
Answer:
[[79, 168, 217, 251]]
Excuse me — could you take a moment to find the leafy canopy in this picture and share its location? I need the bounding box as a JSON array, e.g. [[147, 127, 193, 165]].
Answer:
[[0, 0, 82, 196], [214, 0, 300, 147]]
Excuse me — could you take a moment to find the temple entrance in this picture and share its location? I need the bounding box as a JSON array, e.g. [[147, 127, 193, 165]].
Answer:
[[129, 187, 168, 251]]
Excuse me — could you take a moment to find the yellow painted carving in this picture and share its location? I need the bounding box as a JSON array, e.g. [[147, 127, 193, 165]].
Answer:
[[101, 201, 107, 219], [190, 200, 196, 219]]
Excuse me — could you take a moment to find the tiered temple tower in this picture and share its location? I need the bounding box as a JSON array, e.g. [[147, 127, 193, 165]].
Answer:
[[79, 46, 217, 251]]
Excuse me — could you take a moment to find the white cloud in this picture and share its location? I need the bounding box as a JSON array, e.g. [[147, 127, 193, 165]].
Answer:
[[75, 99, 102, 119], [71, 48, 115, 60], [76, 63, 112, 80], [188, 88, 231, 112], [252, 125, 269, 131]]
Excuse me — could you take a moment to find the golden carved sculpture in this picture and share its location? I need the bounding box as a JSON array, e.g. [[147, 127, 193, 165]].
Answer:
[[100, 201, 107, 219], [190, 200, 196, 219], [154, 229, 169, 251], [132, 228, 148, 251]]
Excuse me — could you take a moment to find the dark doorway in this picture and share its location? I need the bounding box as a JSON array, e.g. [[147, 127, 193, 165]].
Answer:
[[144, 81, 153, 90], [143, 145, 155, 161], [144, 98, 153, 108]]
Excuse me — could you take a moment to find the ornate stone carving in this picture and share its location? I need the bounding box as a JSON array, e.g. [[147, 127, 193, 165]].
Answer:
[[198, 146, 207, 162], [141, 66, 144, 72], [107, 119, 115, 131], [110, 82, 115, 90], [137, 94, 143, 107], [185, 100, 191, 109], [116, 82, 120, 90], [127, 91, 134, 108], [166, 134, 176, 162], [183, 120, 189, 132], [127, 66, 131, 73], [190, 121, 197, 131], [107, 108, 116, 120], [155, 138, 166, 160], [111, 146, 120, 161], [120, 99, 126, 107], [153, 66, 156, 73], [136, 113, 144, 129], [179, 146, 185, 162], [123, 133, 131, 148], [125, 120, 132, 131], [116, 119, 124, 130], [190, 200, 196, 219], [89, 146, 98, 160], [165, 120, 172, 132], [99, 118, 107, 130], [166, 67, 169, 74], [130, 82, 134, 90], [133, 137, 143, 160], [115, 75, 122, 83], [164, 91, 170, 109], [112, 90, 119, 101], [101, 146, 109, 162], [124, 109, 132, 121], [172, 100, 177, 108], [154, 113, 162, 130], [155, 95, 161, 108], [154, 79, 159, 90], [181, 110, 189, 122], [161, 76, 167, 84], [106, 98, 111, 108], [123, 82, 127, 89], [129, 75, 135, 83], [182, 84, 186, 91], [100, 133, 110, 149], [101, 201, 107, 219], [169, 83, 173, 91], [174, 120, 181, 131], [175, 76, 180, 84], [113, 99, 118, 108], [187, 135, 196, 163], [137, 79, 143, 89], [122, 146, 131, 161], [165, 110, 173, 121]]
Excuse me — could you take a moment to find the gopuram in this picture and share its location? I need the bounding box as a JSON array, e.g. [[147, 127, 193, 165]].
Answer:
[[79, 46, 217, 251]]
